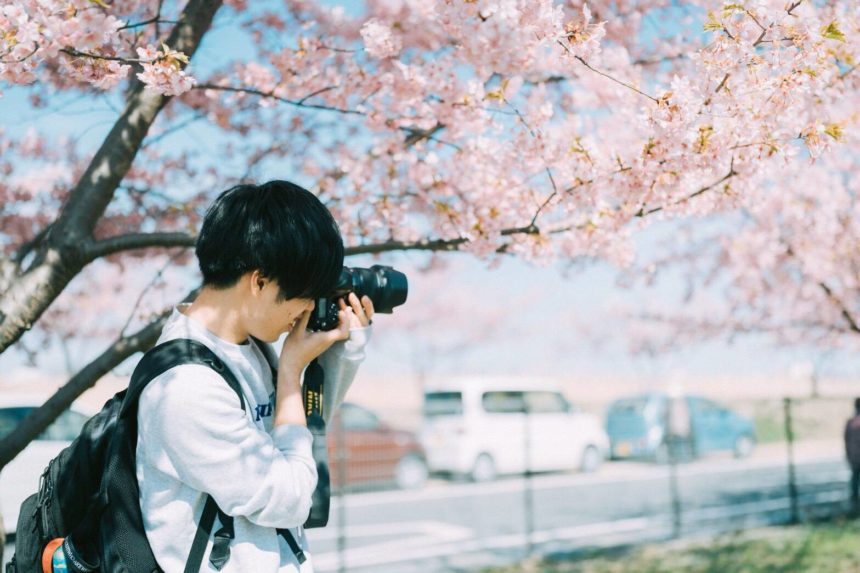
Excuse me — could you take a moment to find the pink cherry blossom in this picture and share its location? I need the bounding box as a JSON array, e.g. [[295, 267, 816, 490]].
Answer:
[[360, 19, 402, 59]]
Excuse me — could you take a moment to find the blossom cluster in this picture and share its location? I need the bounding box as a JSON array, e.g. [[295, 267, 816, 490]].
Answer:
[[1, 0, 195, 95]]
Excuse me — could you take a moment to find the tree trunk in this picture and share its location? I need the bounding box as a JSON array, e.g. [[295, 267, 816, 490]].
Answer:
[[0, 0, 223, 356]]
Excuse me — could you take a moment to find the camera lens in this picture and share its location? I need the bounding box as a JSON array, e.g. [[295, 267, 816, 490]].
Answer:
[[350, 265, 408, 314]]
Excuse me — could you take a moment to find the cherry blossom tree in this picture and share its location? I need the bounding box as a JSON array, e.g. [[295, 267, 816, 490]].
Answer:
[[0, 0, 858, 486], [623, 149, 860, 355]]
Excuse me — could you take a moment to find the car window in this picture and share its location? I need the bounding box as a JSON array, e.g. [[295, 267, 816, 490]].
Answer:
[[0, 407, 31, 440], [340, 405, 381, 431], [694, 399, 722, 414], [424, 392, 463, 417], [610, 397, 649, 414], [524, 392, 569, 414], [482, 391, 526, 414], [41, 410, 90, 441], [0, 407, 90, 442]]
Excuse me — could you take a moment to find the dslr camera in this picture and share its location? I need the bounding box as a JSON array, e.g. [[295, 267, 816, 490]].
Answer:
[[308, 265, 408, 331]]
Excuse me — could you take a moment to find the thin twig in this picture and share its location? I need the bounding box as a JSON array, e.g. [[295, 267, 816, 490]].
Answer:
[[118, 16, 179, 31], [61, 48, 144, 63], [559, 42, 658, 103], [119, 249, 186, 337], [296, 86, 339, 105], [195, 84, 365, 115], [637, 159, 737, 217]]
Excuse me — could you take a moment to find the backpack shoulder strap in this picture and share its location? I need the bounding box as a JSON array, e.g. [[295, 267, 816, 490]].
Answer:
[[250, 336, 278, 380], [120, 338, 246, 573], [123, 338, 246, 416]]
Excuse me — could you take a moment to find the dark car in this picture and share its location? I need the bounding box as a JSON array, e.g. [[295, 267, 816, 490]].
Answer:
[[605, 393, 756, 462], [327, 403, 428, 491]]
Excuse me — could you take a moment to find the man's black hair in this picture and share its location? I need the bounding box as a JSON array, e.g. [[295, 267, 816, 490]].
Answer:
[[196, 180, 344, 300], [855, 397, 860, 413]]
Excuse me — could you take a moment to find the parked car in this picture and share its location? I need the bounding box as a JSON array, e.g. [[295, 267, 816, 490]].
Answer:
[[0, 397, 94, 534], [327, 402, 429, 491], [605, 393, 756, 462], [420, 379, 609, 481]]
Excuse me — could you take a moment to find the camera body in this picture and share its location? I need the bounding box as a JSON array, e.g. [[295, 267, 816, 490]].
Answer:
[[308, 265, 408, 331]]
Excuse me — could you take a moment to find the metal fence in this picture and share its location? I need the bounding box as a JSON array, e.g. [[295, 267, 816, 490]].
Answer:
[[307, 395, 858, 573]]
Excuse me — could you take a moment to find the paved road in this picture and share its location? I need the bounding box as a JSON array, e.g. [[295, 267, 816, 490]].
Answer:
[[3, 442, 850, 572], [307, 446, 851, 573]]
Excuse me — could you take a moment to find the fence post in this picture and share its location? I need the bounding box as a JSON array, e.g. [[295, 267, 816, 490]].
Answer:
[[336, 417, 348, 573], [668, 441, 682, 538], [664, 399, 682, 539], [523, 408, 535, 558], [783, 397, 800, 524]]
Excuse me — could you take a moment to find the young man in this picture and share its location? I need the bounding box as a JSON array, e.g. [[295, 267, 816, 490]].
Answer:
[[845, 398, 860, 511], [136, 180, 373, 572]]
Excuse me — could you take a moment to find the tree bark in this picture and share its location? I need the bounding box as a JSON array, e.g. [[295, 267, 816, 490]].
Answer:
[[0, 0, 223, 356]]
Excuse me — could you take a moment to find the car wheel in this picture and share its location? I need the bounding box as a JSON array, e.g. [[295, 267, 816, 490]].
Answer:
[[394, 454, 429, 490], [734, 434, 754, 459], [580, 445, 602, 473], [470, 454, 497, 482]]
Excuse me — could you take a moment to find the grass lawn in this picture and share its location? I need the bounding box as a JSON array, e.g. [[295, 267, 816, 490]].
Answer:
[[485, 520, 860, 573]]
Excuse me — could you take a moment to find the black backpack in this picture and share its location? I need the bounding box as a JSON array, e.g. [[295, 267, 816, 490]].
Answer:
[[7, 338, 320, 573]]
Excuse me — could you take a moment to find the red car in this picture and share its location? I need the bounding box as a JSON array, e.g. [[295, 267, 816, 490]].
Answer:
[[326, 403, 428, 491]]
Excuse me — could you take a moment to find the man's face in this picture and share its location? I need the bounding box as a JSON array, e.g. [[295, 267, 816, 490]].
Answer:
[[248, 276, 314, 342]]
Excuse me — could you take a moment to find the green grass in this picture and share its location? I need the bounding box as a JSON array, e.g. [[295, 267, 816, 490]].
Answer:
[[484, 521, 860, 573]]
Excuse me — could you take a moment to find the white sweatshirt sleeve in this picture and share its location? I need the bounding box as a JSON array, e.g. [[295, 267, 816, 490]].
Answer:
[[317, 325, 372, 423], [138, 364, 318, 529]]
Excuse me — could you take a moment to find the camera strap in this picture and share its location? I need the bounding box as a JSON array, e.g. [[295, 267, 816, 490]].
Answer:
[[302, 359, 331, 528], [251, 339, 331, 530]]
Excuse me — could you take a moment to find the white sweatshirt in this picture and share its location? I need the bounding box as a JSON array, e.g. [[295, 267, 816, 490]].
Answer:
[[136, 305, 370, 573]]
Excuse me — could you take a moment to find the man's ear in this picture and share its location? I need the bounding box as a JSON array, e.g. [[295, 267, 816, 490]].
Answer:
[[249, 270, 268, 295]]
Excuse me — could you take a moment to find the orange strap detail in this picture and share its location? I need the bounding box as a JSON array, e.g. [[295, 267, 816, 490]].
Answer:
[[41, 538, 64, 573]]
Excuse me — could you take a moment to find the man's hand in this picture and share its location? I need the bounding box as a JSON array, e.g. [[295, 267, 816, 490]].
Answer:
[[339, 293, 374, 329], [279, 294, 374, 377]]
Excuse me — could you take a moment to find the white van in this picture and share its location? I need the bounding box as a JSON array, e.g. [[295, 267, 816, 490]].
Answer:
[[419, 378, 609, 481]]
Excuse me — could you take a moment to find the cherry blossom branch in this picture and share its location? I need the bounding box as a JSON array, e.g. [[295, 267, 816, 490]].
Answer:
[[0, 43, 39, 64], [194, 84, 364, 115], [500, 98, 564, 227], [556, 40, 658, 103], [403, 123, 445, 147], [117, 17, 179, 31], [637, 160, 737, 217], [787, 1, 804, 16], [142, 112, 207, 146], [534, 54, 685, 86], [818, 282, 860, 335], [0, 308, 170, 471], [79, 225, 548, 261], [119, 250, 187, 337], [82, 232, 196, 261], [60, 48, 145, 64], [345, 225, 541, 256], [296, 86, 340, 105], [783, 244, 860, 336]]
